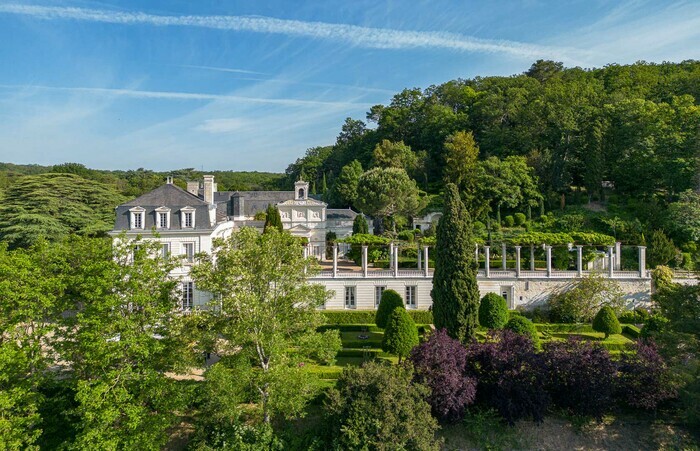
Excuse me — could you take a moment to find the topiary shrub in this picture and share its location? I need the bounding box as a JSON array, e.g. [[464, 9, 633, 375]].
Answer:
[[465, 330, 549, 425], [478, 293, 509, 330], [542, 338, 616, 420], [382, 308, 419, 363], [324, 361, 441, 450], [409, 329, 476, 422], [593, 306, 622, 339], [375, 289, 404, 329], [504, 215, 515, 227], [504, 316, 539, 347], [514, 213, 527, 227]]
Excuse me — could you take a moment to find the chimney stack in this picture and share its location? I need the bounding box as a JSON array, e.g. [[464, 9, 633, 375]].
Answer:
[[186, 181, 200, 196], [203, 175, 216, 204]]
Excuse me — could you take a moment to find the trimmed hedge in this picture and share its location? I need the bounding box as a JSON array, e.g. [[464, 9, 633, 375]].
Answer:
[[622, 324, 641, 339], [479, 293, 509, 329], [534, 323, 594, 333], [321, 310, 433, 326]]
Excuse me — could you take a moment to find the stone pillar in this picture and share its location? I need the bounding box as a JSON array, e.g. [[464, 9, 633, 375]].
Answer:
[[608, 246, 615, 278], [393, 245, 399, 277], [388, 243, 394, 269], [546, 245, 552, 277], [303, 245, 308, 274], [615, 242, 622, 270], [576, 245, 583, 277], [475, 244, 479, 265], [362, 245, 368, 278], [484, 246, 491, 278], [530, 244, 535, 271], [638, 246, 646, 278], [423, 246, 430, 277], [501, 243, 507, 270], [515, 246, 521, 278], [332, 245, 338, 278], [417, 245, 422, 270]]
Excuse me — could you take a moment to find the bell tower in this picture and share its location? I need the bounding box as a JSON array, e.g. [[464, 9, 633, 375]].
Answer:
[[295, 180, 309, 200]]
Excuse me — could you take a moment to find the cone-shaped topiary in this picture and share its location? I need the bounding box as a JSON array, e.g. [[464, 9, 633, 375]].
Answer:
[[478, 293, 509, 329], [504, 316, 539, 347], [375, 289, 404, 329], [592, 306, 622, 339], [382, 308, 419, 363]]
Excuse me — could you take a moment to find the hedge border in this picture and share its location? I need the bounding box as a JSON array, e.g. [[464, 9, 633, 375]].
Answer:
[[321, 310, 433, 325]]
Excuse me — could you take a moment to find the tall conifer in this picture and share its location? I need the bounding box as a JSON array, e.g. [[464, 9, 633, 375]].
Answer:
[[431, 183, 480, 342], [263, 204, 283, 232]]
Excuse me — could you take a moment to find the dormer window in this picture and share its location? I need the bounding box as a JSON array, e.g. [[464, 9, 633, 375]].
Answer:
[[129, 207, 146, 229], [155, 207, 171, 229], [180, 207, 196, 229]]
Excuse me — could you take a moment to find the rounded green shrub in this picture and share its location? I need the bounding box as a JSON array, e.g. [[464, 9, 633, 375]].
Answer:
[[514, 213, 527, 226], [640, 314, 669, 339], [382, 308, 419, 362], [504, 316, 539, 347], [478, 293, 509, 329], [504, 215, 515, 227], [592, 306, 622, 339], [375, 289, 404, 329]]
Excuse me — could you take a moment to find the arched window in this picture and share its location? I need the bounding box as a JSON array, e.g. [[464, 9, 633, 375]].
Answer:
[[298, 188, 305, 199]]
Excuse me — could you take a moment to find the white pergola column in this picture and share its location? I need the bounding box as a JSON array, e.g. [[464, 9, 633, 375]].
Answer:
[[303, 245, 308, 274], [615, 242, 622, 270], [484, 245, 491, 278], [332, 244, 338, 278], [530, 244, 536, 271], [417, 244, 422, 270], [423, 246, 430, 277], [638, 246, 646, 278], [608, 246, 615, 278], [362, 245, 368, 277], [501, 243, 507, 270], [388, 243, 394, 269], [576, 245, 583, 277], [514, 246, 521, 278], [393, 245, 399, 277], [546, 245, 552, 277], [475, 243, 479, 265]]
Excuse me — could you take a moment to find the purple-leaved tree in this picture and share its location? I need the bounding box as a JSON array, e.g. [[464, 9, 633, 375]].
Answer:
[[617, 339, 676, 410], [409, 329, 476, 421]]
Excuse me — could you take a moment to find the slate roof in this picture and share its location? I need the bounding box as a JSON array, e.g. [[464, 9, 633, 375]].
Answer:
[[113, 184, 217, 231], [216, 191, 295, 217], [327, 208, 359, 220]]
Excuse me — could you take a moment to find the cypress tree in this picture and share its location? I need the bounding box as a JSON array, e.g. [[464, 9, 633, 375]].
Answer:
[[263, 204, 283, 233], [431, 183, 480, 342], [352, 214, 369, 235]]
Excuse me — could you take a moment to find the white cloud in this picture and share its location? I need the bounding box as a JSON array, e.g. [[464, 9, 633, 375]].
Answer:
[[195, 118, 246, 134], [0, 4, 590, 63]]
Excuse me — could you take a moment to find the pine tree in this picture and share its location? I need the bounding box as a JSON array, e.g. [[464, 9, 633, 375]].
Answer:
[[263, 204, 283, 233], [431, 183, 480, 342]]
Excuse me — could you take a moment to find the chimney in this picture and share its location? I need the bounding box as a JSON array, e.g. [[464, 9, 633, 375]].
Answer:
[[166, 176, 173, 184], [203, 175, 216, 204], [186, 181, 200, 196]]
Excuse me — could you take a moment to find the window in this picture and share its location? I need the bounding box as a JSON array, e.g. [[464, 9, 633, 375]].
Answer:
[[344, 286, 356, 309], [405, 286, 416, 309], [161, 243, 169, 260], [375, 286, 385, 308], [184, 212, 193, 228], [133, 212, 143, 229], [158, 212, 168, 228], [183, 243, 195, 263], [181, 282, 193, 310]]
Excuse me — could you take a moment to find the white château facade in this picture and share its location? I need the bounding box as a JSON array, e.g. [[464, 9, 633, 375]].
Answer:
[[111, 175, 654, 312]]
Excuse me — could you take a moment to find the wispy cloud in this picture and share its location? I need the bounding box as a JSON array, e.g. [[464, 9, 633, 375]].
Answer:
[[195, 118, 246, 134], [0, 4, 590, 62], [0, 84, 373, 108], [179, 64, 268, 76]]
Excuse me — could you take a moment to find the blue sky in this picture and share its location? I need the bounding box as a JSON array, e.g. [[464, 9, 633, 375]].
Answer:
[[0, 1, 699, 172]]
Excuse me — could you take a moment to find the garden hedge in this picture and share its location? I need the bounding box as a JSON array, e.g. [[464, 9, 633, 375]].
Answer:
[[321, 310, 433, 326]]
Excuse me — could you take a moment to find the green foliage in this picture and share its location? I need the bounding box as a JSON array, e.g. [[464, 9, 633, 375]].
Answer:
[[504, 215, 515, 227], [191, 227, 332, 423], [299, 329, 343, 366], [503, 231, 615, 246], [432, 183, 480, 342], [372, 139, 420, 174], [381, 308, 419, 362], [263, 204, 283, 232], [0, 173, 125, 249], [648, 230, 677, 268], [478, 293, 509, 329], [322, 310, 377, 325], [375, 289, 405, 329], [592, 306, 622, 339], [651, 265, 674, 288], [352, 214, 369, 234], [547, 273, 624, 323], [354, 167, 423, 233], [504, 316, 540, 347], [332, 160, 364, 208], [514, 213, 527, 226], [622, 324, 641, 339], [668, 190, 700, 242], [640, 315, 670, 339], [324, 361, 441, 450]]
